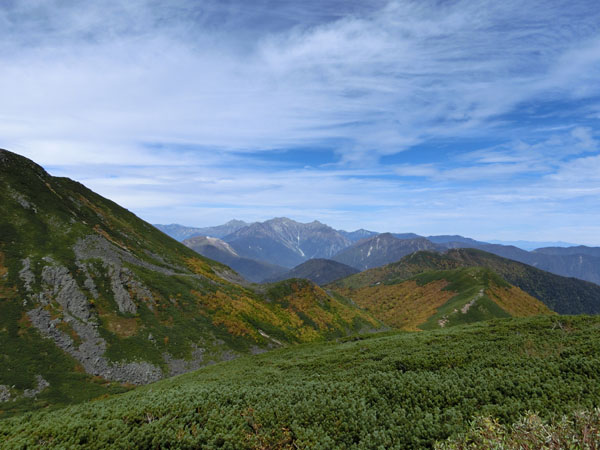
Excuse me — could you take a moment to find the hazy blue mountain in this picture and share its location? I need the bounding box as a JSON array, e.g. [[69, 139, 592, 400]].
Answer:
[[264, 258, 359, 285], [183, 236, 287, 283], [332, 233, 443, 270], [427, 235, 486, 246], [338, 229, 379, 242], [154, 220, 249, 241], [489, 240, 578, 250], [533, 246, 600, 257], [392, 233, 423, 240], [161, 218, 599, 285], [468, 244, 600, 285]]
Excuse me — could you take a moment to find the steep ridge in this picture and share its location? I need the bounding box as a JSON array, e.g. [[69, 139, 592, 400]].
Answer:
[[182, 236, 286, 283], [154, 220, 249, 241], [332, 233, 442, 270], [223, 218, 351, 268], [337, 228, 378, 242], [263, 258, 359, 285], [329, 266, 552, 330], [441, 242, 600, 285], [330, 249, 600, 314], [0, 149, 380, 415], [534, 245, 600, 257]]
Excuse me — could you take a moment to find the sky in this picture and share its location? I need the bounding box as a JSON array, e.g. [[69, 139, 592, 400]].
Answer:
[[1, 0, 600, 244]]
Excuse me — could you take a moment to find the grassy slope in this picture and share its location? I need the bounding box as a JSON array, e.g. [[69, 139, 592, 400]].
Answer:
[[0, 150, 379, 415], [1, 316, 599, 449], [330, 266, 552, 330], [330, 250, 600, 315]]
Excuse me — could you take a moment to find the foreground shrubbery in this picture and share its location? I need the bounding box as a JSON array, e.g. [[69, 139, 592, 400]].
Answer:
[[436, 408, 600, 449], [1, 315, 600, 449]]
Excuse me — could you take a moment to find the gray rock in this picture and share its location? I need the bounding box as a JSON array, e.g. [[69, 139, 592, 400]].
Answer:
[[23, 375, 50, 398], [77, 261, 99, 299], [163, 344, 206, 377], [27, 307, 163, 385], [9, 188, 38, 212], [41, 264, 91, 321], [19, 257, 35, 293], [0, 385, 11, 402], [106, 265, 138, 314], [74, 235, 178, 275]]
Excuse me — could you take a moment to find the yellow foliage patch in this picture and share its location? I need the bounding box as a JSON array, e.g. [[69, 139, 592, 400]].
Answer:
[[190, 281, 379, 344], [486, 284, 554, 317], [280, 282, 379, 334], [104, 314, 140, 338], [335, 280, 455, 331], [185, 257, 222, 282], [17, 313, 32, 337], [192, 289, 279, 340]]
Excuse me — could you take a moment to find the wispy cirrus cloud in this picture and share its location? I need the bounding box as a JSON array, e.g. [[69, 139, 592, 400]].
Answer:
[[1, 0, 600, 243]]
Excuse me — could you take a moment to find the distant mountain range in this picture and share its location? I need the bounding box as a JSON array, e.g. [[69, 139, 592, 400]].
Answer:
[[154, 220, 249, 241], [221, 217, 352, 268], [182, 236, 286, 283], [489, 240, 579, 250], [161, 219, 600, 285], [3, 147, 600, 421]]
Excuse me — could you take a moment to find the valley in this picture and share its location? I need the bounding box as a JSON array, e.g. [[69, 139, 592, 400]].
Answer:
[[1, 149, 599, 448]]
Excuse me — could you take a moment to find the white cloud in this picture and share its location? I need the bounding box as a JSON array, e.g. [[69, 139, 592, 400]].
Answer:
[[1, 1, 600, 243]]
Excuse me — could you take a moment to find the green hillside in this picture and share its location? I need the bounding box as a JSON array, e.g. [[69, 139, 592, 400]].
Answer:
[[329, 266, 552, 330], [330, 249, 600, 315], [1, 316, 599, 449], [0, 149, 380, 416]]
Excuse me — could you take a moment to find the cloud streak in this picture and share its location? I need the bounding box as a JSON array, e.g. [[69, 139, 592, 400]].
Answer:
[[1, 0, 600, 243]]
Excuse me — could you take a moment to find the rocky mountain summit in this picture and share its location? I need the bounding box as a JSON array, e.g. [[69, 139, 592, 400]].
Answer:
[[169, 219, 600, 285], [222, 217, 352, 268]]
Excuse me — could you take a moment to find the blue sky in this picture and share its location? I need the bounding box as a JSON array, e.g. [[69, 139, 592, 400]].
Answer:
[[1, 0, 600, 244]]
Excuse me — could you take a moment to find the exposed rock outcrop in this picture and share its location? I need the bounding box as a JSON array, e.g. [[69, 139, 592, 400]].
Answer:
[[0, 385, 11, 402], [27, 307, 162, 384], [22, 375, 50, 398], [41, 263, 91, 321]]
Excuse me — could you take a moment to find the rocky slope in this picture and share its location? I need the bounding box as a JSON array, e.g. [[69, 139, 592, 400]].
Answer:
[[264, 258, 359, 285], [182, 236, 286, 283], [0, 149, 380, 416]]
